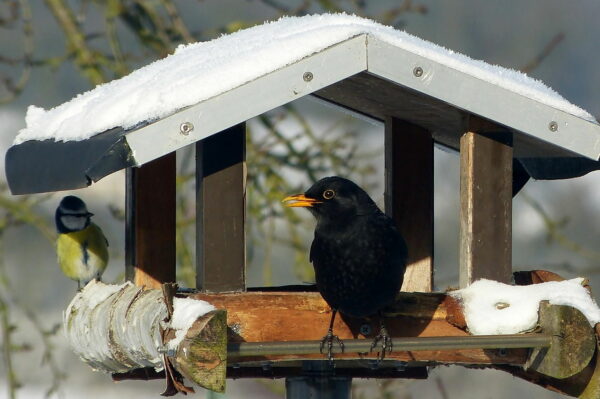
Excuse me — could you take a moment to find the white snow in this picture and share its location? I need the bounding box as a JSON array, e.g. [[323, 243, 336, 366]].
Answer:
[[68, 280, 130, 312], [14, 13, 596, 145], [166, 297, 216, 350], [452, 278, 600, 335]]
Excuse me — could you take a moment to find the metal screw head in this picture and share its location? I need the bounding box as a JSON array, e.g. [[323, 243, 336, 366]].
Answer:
[[497, 348, 508, 357], [359, 323, 372, 336], [180, 122, 194, 135], [157, 346, 176, 357], [303, 71, 313, 82], [230, 323, 241, 334], [548, 121, 558, 132], [413, 66, 424, 77]]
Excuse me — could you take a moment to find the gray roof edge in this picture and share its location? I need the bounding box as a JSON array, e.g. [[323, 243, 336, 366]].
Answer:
[[5, 128, 134, 195], [123, 34, 369, 166], [365, 35, 600, 160]]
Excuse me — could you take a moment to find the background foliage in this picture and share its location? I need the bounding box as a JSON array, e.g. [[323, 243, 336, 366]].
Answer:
[[1, 1, 599, 398]]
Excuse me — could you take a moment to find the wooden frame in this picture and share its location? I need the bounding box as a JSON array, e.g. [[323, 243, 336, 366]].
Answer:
[[459, 116, 513, 287], [125, 153, 176, 288], [385, 117, 434, 292], [196, 123, 246, 292]]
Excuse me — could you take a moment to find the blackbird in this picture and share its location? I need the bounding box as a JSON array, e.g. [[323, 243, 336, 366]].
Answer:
[[283, 176, 407, 361]]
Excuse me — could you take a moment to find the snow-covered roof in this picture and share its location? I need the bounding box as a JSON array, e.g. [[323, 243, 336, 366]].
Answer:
[[13, 14, 597, 145], [6, 13, 600, 194]]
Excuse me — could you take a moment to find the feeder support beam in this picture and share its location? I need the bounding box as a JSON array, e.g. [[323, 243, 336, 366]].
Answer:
[[385, 117, 434, 292], [459, 116, 513, 287], [196, 123, 246, 292], [126, 153, 176, 288]]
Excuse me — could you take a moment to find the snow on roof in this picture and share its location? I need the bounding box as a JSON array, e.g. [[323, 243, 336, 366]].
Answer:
[[452, 278, 600, 335], [14, 13, 596, 145]]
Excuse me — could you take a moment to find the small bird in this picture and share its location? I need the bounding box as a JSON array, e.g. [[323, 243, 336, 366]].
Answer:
[[283, 176, 407, 361], [55, 196, 109, 289]]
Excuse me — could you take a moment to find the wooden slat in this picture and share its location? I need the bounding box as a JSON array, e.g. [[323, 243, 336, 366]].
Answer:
[[385, 117, 434, 292], [196, 123, 246, 292], [190, 291, 528, 365], [459, 116, 513, 288], [125, 153, 176, 288]]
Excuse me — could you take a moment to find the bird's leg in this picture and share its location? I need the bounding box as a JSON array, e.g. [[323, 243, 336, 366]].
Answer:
[[319, 309, 344, 362], [370, 314, 392, 361]]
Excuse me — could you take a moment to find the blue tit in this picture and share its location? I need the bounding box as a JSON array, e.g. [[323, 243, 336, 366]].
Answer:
[[55, 196, 109, 289]]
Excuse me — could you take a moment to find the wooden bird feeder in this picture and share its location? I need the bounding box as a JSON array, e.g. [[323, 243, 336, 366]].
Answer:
[[5, 19, 600, 398]]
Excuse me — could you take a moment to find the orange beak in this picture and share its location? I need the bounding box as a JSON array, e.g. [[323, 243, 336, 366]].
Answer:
[[282, 194, 322, 208]]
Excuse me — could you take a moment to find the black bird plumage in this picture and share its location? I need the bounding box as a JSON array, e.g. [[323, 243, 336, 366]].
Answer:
[[284, 176, 407, 360]]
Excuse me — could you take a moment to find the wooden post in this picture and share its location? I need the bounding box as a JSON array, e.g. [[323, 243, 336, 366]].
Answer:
[[286, 374, 351, 399], [385, 117, 434, 292], [125, 153, 176, 288], [196, 123, 246, 292], [459, 116, 512, 288]]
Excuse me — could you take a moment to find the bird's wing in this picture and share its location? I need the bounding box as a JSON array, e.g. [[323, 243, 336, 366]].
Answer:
[[309, 235, 322, 264], [88, 223, 110, 262]]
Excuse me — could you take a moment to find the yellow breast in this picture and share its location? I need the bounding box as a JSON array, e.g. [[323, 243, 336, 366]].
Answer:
[[56, 223, 109, 282]]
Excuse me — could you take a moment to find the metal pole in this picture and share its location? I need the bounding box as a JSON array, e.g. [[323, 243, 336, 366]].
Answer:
[[229, 333, 552, 358], [285, 362, 351, 399]]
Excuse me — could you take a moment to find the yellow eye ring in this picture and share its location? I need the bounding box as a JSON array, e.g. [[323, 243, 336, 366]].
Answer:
[[323, 189, 335, 200]]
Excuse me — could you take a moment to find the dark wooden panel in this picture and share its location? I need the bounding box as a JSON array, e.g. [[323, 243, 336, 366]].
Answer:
[[384, 117, 434, 292], [125, 153, 177, 288], [459, 116, 512, 287], [196, 123, 246, 292], [314, 72, 572, 158]]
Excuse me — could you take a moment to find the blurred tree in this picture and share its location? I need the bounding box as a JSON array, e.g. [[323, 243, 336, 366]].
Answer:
[[0, 0, 428, 288], [3, 2, 592, 399], [0, 1, 427, 397]]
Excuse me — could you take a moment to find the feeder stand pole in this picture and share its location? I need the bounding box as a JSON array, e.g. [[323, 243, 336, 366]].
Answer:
[[285, 362, 351, 399]]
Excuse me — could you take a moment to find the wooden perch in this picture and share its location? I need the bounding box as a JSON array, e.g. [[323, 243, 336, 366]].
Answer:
[[190, 291, 595, 372], [65, 278, 599, 398]]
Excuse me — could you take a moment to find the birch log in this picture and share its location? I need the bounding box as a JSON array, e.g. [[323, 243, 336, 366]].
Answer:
[[63, 281, 225, 391]]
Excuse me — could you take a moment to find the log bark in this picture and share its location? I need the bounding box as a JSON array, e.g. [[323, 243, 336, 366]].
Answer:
[[64, 281, 226, 392]]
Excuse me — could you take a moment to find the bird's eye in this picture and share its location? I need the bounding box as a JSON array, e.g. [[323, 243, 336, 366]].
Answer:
[[323, 189, 335, 200]]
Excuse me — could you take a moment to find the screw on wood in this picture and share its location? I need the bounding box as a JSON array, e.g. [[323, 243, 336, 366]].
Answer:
[[548, 121, 558, 132], [180, 122, 194, 135], [413, 66, 424, 77], [303, 72, 313, 82]]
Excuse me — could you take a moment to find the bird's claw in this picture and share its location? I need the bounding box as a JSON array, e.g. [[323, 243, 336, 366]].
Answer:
[[319, 329, 344, 362], [370, 326, 392, 362]]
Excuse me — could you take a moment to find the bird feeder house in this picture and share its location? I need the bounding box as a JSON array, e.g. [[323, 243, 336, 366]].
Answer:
[[5, 15, 600, 398]]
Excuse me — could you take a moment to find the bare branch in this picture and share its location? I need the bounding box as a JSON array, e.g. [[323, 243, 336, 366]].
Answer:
[[520, 32, 565, 74], [0, 0, 33, 104], [159, 0, 195, 43], [43, 0, 107, 85], [521, 192, 600, 262]]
